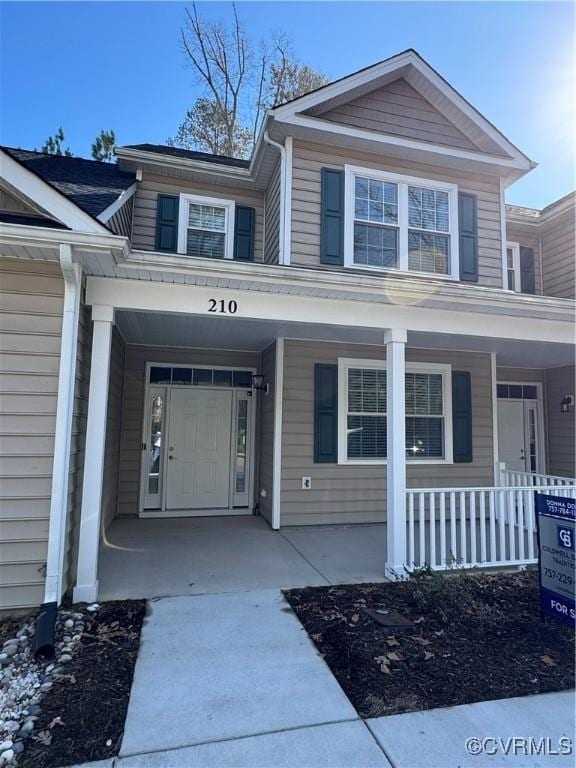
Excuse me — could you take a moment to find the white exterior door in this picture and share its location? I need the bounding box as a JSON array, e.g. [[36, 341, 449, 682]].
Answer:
[[498, 400, 527, 471], [166, 388, 233, 510]]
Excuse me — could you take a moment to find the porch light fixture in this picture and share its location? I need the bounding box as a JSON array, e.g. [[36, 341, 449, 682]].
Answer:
[[251, 374, 269, 395], [560, 394, 574, 413]]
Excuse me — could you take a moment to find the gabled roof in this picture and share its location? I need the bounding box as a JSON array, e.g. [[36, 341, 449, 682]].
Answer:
[[1, 147, 136, 218], [124, 144, 250, 169], [271, 49, 533, 170]]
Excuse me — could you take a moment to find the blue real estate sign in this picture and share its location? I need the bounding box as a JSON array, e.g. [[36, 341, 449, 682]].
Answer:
[[535, 493, 575, 626]]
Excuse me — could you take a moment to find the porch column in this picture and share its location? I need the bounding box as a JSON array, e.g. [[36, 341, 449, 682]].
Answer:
[[384, 328, 407, 579], [73, 305, 114, 603]]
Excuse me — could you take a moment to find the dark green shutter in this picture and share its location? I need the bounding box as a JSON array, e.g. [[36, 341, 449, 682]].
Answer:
[[452, 371, 473, 463], [234, 205, 256, 261], [320, 168, 344, 265], [314, 364, 338, 463], [155, 195, 179, 253], [458, 192, 478, 282], [519, 246, 536, 294]]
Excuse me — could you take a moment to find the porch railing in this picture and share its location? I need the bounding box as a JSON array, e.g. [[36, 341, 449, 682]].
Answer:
[[405, 483, 576, 571], [499, 464, 575, 489]]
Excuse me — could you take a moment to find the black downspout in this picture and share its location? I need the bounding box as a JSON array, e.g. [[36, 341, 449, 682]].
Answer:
[[33, 601, 57, 659]]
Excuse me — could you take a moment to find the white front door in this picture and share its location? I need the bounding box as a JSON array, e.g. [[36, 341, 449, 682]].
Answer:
[[166, 388, 233, 510], [498, 400, 526, 471]]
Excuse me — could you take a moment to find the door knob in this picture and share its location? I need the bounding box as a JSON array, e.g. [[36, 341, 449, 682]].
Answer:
[[168, 455, 176, 460]]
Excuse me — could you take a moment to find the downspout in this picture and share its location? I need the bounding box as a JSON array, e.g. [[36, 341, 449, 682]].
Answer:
[[264, 131, 291, 266], [34, 244, 82, 658]]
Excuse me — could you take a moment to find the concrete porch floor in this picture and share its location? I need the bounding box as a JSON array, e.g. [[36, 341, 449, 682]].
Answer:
[[98, 515, 389, 601]]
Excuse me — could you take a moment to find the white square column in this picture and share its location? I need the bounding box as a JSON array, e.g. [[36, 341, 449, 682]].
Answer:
[[384, 328, 407, 579], [73, 305, 114, 603]]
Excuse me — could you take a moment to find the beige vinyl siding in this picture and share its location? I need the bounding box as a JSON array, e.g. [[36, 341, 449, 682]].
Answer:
[[545, 366, 575, 478], [505, 224, 543, 295], [258, 343, 276, 523], [0, 187, 40, 215], [0, 258, 63, 610], [290, 140, 504, 287], [313, 79, 480, 152], [101, 328, 125, 531], [116, 345, 260, 517], [264, 160, 281, 264], [497, 367, 545, 385], [131, 173, 265, 261], [280, 340, 494, 526], [107, 197, 134, 239], [541, 209, 575, 299]]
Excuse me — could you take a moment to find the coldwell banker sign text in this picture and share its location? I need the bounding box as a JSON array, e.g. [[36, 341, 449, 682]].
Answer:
[[535, 493, 575, 626]]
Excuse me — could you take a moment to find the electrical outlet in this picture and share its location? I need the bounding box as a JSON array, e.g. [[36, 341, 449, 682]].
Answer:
[[302, 476, 312, 490]]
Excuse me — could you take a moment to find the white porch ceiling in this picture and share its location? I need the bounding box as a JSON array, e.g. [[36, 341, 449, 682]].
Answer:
[[115, 310, 574, 369]]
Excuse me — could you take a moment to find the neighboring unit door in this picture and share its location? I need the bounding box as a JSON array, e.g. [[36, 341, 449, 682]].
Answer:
[[497, 400, 527, 472], [166, 388, 233, 509]]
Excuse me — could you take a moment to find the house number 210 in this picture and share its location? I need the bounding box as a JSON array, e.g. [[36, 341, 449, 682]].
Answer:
[[208, 299, 238, 314]]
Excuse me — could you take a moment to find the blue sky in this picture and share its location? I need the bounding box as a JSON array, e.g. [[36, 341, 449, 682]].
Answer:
[[1, 1, 573, 207]]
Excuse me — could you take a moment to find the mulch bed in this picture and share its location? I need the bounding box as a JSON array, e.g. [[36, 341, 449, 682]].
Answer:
[[284, 570, 575, 719], [20, 600, 146, 768]]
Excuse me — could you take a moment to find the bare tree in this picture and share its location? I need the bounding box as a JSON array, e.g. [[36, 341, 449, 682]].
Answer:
[[172, 3, 327, 157]]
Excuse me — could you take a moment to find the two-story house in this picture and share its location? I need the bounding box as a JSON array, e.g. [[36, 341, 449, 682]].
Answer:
[[0, 49, 574, 614]]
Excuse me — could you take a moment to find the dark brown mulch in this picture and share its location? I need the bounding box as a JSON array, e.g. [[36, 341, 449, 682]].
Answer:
[[21, 600, 146, 768], [284, 570, 575, 719]]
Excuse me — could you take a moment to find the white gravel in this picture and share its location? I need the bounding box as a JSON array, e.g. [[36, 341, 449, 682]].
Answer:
[[0, 608, 89, 766]]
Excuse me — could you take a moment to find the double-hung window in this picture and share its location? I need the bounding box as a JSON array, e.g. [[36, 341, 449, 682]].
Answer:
[[345, 166, 459, 278], [178, 194, 235, 259], [339, 359, 453, 464], [505, 241, 521, 291]]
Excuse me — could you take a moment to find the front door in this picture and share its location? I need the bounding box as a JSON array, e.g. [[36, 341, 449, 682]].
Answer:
[[498, 400, 526, 471], [166, 388, 233, 510], [498, 397, 543, 474]]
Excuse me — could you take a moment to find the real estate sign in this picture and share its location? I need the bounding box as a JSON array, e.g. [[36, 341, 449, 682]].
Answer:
[[535, 493, 575, 627]]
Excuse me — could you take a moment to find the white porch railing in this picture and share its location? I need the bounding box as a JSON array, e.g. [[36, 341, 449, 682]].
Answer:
[[405, 484, 576, 571], [499, 464, 575, 489]]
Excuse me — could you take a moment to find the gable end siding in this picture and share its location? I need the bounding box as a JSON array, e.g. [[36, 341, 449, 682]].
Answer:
[[310, 78, 482, 152]]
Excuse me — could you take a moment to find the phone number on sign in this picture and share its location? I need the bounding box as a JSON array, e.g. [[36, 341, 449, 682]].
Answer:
[[543, 568, 573, 586]]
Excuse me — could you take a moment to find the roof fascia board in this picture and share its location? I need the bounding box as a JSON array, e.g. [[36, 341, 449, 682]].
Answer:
[[0, 220, 130, 257], [116, 147, 254, 180], [272, 51, 531, 167], [0, 150, 111, 235], [98, 182, 138, 223], [280, 114, 532, 171]]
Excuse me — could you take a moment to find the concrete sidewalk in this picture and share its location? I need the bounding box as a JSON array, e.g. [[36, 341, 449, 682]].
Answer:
[[76, 591, 574, 768]]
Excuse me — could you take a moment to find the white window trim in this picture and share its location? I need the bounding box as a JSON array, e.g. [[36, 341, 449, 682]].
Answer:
[[505, 241, 521, 292], [344, 165, 460, 280], [177, 193, 236, 260], [337, 358, 454, 465]]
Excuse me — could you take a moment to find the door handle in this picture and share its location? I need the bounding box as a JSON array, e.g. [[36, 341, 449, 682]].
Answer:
[[168, 455, 177, 460]]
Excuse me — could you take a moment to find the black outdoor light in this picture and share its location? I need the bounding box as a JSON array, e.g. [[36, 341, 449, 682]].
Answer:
[[560, 394, 574, 413], [251, 374, 269, 395]]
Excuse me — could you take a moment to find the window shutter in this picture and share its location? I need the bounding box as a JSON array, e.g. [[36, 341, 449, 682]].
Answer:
[[234, 205, 256, 261], [519, 246, 536, 294], [155, 195, 179, 252], [452, 371, 473, 463], [458, 192, 478, 282], [320, 168, 344, 265], [314, 364, 338, 463]]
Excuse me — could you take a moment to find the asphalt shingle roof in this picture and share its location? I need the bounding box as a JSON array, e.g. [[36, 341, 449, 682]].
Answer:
[[124, 143, 251, 169], [1, 147, 136, 218]]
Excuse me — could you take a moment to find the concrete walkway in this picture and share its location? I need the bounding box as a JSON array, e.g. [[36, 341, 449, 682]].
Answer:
[[99, 589, 575, 768]]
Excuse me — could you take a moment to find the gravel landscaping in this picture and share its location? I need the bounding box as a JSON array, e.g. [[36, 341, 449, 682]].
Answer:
[[1, 600, 145, 768], [284, 570, 575, 719]]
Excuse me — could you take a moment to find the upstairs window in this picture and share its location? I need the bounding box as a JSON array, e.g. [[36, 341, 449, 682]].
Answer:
[[345, 167, 459, 278], [178, 194, 234, 259], [505, 241, 520, 291]]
